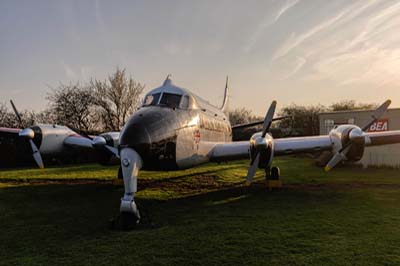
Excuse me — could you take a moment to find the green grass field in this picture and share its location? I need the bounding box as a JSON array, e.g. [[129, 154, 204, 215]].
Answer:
[[1, 157, 400, 266]]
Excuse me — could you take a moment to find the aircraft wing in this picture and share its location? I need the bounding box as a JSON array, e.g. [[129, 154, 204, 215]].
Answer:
[[64, 132, 120, 157], [365, 130, 400, 146], [64, 135, 94, 149], [0, 127, 21, 135], [231, 116, 292, 130], [209, 135, 333, 162]]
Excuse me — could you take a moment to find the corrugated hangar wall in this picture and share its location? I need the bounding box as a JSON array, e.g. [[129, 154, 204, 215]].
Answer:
[[319, 108, 400, 168]]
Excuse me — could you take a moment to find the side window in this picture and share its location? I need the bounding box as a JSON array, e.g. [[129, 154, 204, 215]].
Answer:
[[180, 95, 190, 109]]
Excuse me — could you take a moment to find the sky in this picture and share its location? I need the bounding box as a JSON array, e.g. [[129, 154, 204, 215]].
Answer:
[[1, 0, 400, 115]]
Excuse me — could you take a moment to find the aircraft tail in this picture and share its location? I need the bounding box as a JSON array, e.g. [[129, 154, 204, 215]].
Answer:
[[220, 76, 229, 114]]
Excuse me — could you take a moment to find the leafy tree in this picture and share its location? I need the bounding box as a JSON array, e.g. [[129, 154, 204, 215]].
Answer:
[[330, 100, 378, 111], [229, 107, 262, 125], [229, 107, 264, 141], [91, 68, 144, 131], [278, 104, 326, 136]]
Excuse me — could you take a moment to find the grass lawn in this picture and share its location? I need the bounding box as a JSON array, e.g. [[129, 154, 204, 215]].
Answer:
[[1, 157, 400, 265]]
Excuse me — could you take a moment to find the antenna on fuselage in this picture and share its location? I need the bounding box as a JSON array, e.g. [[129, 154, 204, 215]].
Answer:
[[220, 76, 229, 114], [163, 74, 172, 86]]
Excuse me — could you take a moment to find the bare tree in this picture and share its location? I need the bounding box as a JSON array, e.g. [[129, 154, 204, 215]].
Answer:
[[34, 109, 57, 125], [0, 102, 40, 128], [91, 68, 144, 131], [0, 103, 8, 127], [47, 83, 97, 131]]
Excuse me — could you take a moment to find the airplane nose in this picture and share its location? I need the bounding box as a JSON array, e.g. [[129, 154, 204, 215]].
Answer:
[[120, 108, 178, 161], [120, 120, 151, 155]]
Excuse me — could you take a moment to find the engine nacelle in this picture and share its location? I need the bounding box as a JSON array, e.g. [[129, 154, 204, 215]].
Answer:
[[30, 124, 76, 155], [249, 132, 275, 168], [329, 125, 365, 162]]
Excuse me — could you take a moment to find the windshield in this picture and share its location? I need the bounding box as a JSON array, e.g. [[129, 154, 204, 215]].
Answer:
[[143, 92, 182, 108], [159, 93, 182, 108]]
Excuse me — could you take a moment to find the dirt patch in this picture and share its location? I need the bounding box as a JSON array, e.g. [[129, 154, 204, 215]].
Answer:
[[139, 175, 238, 194]]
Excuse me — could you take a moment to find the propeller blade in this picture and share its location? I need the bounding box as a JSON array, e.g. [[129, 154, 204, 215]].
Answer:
[[92, 136, 119, 158], [105, 145, 119, 158], [361, 100, 391, 131], [29, 139, 44, 169], [10, 99, 23, 127], [324, 145, 351, 172], [261, 101, 277, 137], [67, 125, 94, 140], [246, 152, 260, 183]]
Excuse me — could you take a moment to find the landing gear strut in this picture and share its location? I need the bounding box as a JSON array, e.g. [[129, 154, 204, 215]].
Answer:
[[113, 147, 142, 230]]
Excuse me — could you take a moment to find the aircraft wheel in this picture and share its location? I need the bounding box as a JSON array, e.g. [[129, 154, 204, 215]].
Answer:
[[270, 166, 280, 180], [112, 212, 139, 230]]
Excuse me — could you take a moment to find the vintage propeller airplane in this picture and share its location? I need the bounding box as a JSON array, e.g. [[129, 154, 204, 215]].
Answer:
[[8, 76, 400, 229]]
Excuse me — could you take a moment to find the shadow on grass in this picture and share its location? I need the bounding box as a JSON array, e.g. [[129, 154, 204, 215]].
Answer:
[[2, 179, 394, 266], [0, 179, 345, 236]]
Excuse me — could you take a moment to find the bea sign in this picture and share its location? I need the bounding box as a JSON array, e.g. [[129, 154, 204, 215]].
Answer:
[[368, 119, 388, 132]]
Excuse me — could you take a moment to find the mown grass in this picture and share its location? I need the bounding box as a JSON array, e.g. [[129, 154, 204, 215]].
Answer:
[[1, 157, 400, 265]]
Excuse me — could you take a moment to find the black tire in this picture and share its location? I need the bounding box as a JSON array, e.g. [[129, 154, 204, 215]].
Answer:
[[119, 211, 140, 230], [270, 166, 280, 180]]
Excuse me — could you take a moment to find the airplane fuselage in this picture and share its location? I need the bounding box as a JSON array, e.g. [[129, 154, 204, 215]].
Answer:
[[120, 79, 232, 170]]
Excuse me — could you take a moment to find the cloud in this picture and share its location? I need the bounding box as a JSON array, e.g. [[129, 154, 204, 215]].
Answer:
[[297, 1, 400, 88], [273, 0, 300, 23], [284, 56, 307, 79], [271, 0, 378, 61], [244, 0, 300, 53], [344, 1, 400, 52]]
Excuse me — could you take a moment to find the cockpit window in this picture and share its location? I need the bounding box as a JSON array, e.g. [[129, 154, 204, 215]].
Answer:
[[159, 93, 182, 109], [180, 95, 190, 109], [143, 93, 161, 106]]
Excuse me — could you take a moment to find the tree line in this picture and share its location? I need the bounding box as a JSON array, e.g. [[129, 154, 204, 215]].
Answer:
[[0, 68, 144, 133], [230, 100, 378, 137]]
